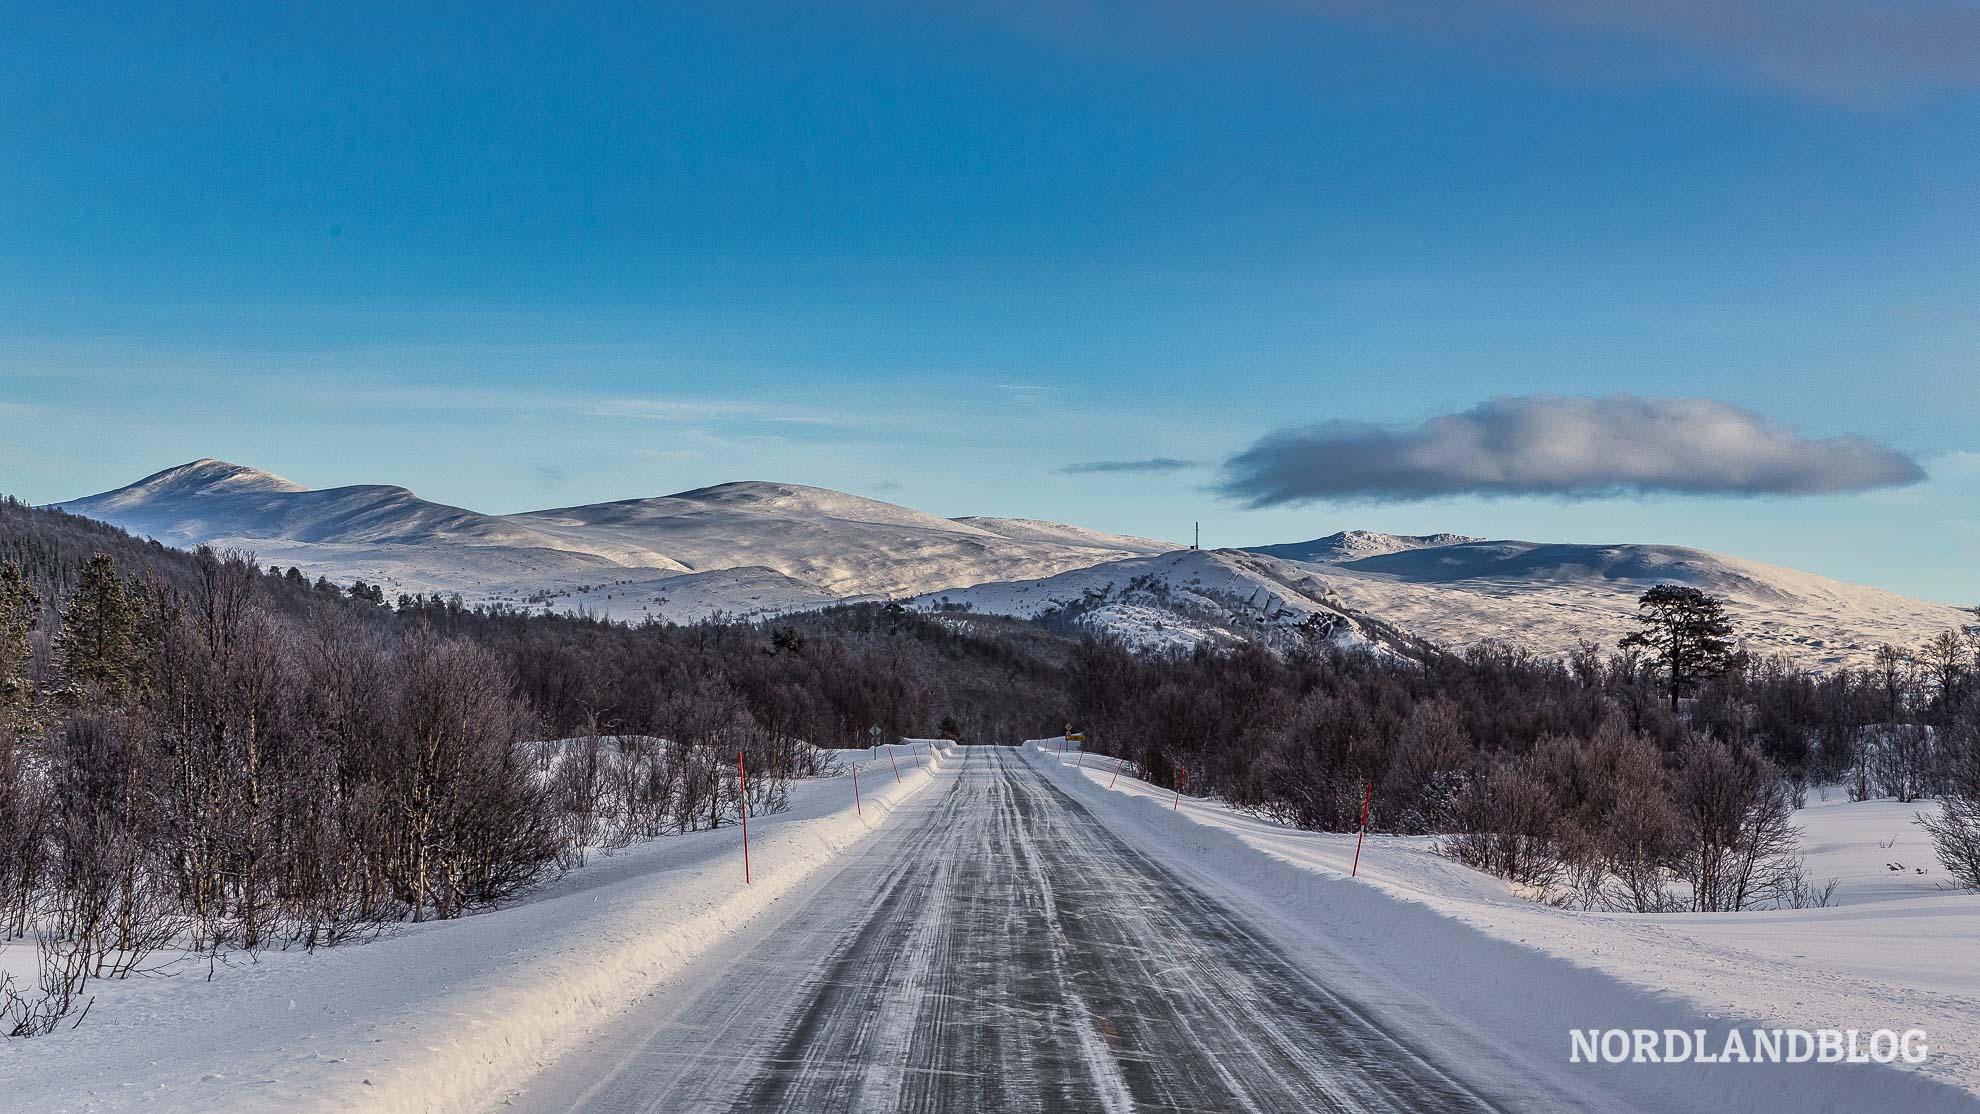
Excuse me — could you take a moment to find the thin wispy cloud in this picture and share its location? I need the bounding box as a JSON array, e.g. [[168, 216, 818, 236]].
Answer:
[[627, 447, 699, 461], [333, 386, 846, 429], [582, 397, 814, 423], [1218, 394, 1925, 506], [1060, 457, 1202, 475], [1018, 1, 1980, 104], [994, 383, 1057, 405], [1479, 0, 1980, 103], [1929, 450, 1980, 478]]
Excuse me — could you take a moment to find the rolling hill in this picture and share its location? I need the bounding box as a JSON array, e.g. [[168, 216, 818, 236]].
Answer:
[[54, 461, 1173, 621], [50, 460, 1972, 664]]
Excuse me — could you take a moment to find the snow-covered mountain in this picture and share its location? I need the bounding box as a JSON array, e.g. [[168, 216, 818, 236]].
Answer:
[[914, 532, 1971, 664], [62, 459, 583, 552], [1245, 535, 1972, 669], [55, 461, 1174, 623], [52, 460, 1970, 664], [504, 482, 1172, 599], [1246, 529, 1480, 564], [910, 548, 1413, 656]]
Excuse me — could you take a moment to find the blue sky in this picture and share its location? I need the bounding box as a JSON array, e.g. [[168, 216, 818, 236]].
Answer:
[[2, 2, 1975, 602]]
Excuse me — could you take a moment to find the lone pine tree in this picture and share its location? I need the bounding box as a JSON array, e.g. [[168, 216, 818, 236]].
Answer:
[[1620, 583, 1737, 711]]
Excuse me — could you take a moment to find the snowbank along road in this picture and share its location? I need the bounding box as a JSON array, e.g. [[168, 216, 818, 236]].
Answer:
[[507, 747, 1569, 1113]]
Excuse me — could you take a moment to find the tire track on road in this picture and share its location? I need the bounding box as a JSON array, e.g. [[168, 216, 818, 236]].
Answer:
[[508, 747, 1518, 1114]]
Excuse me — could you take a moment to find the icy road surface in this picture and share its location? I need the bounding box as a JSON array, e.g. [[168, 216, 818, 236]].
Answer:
[[506, 747, 1555, 1113]]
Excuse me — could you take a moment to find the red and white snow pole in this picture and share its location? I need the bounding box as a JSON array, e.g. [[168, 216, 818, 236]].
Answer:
[[1351, 780, 1373, 878], [887, 743, 900, 783], [1109, 755, 1126, 789], [852, 754, 863, 818], [1174, 764, 1184, 810], [739, 749, 751, 885]]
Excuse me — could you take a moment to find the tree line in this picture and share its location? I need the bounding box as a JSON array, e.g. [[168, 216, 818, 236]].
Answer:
[[7, 492, 1977, 1034], [0, 497, 1075, 1035], [1066, 586, 1980, 913]]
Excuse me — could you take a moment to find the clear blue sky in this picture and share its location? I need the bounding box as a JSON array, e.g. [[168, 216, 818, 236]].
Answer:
[[2, 2, 1975, 603]]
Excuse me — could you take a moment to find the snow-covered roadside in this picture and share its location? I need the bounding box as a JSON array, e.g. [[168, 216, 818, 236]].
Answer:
[[0, 741, 956, 1114], [1024, 741, 1980, 1113]]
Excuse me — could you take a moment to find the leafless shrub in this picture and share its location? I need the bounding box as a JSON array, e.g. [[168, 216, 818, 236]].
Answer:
[[1916, 697, 1980, 891], [2, 917, 96, 1037], [1919, 798, 1980, 891], [1870, 723, 1936, 803], [553, 730, 607, 868], [1775, 857, 1841, 910], [1673, 738, 1800, 912], [1594, 738, 1682, 914], [1442, 757, 1564, 891]]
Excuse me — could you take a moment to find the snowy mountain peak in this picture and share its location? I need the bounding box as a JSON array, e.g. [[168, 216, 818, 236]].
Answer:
[[105, 458, 310, 502], [661, 480, 999, 536], [910, 547, 1396, 656], [1246, 529, 1482, 564], [56, 463, 567, 553]]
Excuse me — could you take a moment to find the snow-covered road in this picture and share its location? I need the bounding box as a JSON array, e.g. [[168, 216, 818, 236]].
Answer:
[[506, 747, 1548, 1113]]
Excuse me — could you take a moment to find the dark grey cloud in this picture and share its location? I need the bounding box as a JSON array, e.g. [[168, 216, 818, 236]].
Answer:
[[1218, 395, 1925, 506], [1060, 457, 1201, 475]]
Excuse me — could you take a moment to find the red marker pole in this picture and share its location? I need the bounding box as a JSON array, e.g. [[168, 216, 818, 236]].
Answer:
[[1173, 764, 1184, 810], [887, 744, 900, 783], [1351, 780, 1373, 878], [852, 755, 862, 818], [739, 750, 751, 885], [1109, 755, 1126, 789]]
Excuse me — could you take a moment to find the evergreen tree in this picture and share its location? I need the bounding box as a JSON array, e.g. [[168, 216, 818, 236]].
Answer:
[[55, 553, 139, 703], [1620, 584, 1736, 711], [0, 560, 40, 727]]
